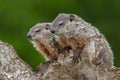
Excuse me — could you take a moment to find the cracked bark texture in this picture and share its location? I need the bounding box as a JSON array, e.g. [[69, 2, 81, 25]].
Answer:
[[0, 41, 42, 80], [0, 41, 120, 80], [0, 37, 120, 80], [0, 13, 120, 80]]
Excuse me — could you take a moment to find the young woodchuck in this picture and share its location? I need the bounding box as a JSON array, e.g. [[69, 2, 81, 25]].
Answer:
[[27, 23, 57, 62], [51, 13, 114, 66]]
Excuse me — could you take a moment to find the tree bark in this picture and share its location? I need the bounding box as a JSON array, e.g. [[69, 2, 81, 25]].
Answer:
[[0, 41, 120, 80], [0, 41, 43, 80]]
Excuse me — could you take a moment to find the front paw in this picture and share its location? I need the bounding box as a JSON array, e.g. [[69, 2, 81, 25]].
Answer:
[[72, 49, 82, 64]]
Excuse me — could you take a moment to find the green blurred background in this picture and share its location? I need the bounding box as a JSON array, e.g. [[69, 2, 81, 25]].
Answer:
[[0, 0, 120, 68]]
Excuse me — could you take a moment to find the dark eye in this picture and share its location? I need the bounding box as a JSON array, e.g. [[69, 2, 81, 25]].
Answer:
[[69, 15, 75, 22], [45, 24, 50, 30], [58, 21, 64, 26], [35, 29, 40, 33]]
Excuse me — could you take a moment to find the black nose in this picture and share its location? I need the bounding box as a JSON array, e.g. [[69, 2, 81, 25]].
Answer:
[[27, 35, 32, 40], [51, 29, 55, 34]]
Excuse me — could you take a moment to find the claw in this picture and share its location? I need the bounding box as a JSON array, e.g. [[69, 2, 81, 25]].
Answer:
[[72, 49, 82, 64]]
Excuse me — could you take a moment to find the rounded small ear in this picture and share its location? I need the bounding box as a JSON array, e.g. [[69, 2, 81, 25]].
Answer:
[[45, 24, 51, 30], [69, 15, 75, 22]]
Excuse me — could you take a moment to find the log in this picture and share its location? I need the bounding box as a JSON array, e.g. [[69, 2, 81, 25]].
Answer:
[[0, 41, 42, 80], [0, 41, 120, 80]]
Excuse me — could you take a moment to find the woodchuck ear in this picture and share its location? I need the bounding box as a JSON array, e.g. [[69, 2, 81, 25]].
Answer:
[[45, 24, 51, 30], [69, 14, 75, 22]]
